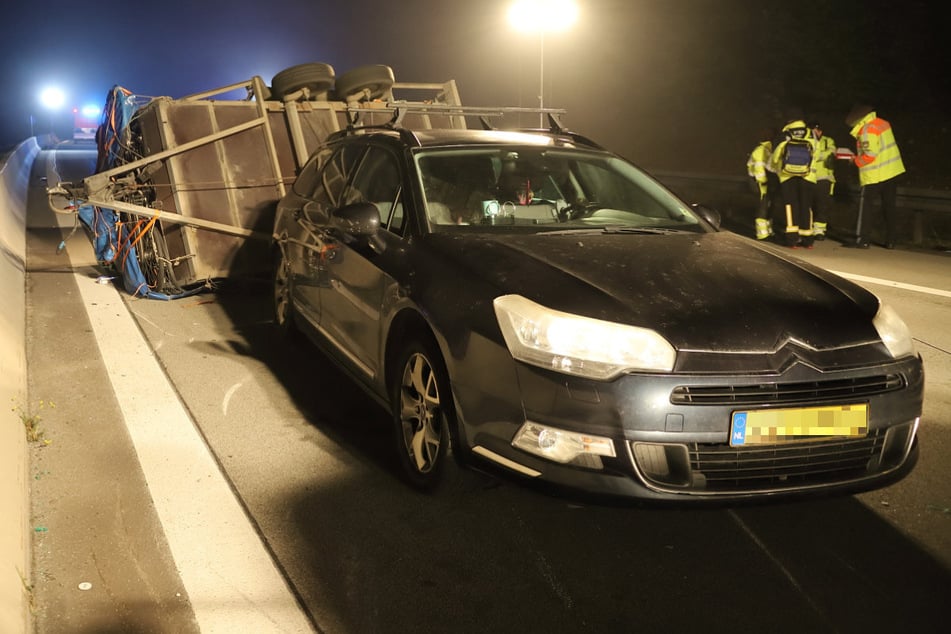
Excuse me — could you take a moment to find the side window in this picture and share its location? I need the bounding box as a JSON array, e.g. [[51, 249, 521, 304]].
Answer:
[[311, 143, 364, 208], [346, 146, 405, 235], [292, 148, 330, 198]]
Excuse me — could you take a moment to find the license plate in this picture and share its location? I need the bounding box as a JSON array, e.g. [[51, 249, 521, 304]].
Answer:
[[730, 404, 868, 446]]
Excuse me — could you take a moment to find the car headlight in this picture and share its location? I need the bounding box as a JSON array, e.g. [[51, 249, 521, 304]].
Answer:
[[493, 294, 676, 379], [873, 302, 916, 358]]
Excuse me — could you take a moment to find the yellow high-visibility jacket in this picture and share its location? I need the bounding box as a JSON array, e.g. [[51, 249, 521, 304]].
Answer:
[[811, 134, 836, 182], [746, 140, 773, 184], [849, 111, 905, 186]]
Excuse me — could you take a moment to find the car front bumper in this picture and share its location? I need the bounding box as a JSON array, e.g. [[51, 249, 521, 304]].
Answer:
[[454, 353, 924, 503]]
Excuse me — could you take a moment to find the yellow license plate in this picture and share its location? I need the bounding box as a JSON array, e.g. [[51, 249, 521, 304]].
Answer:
[[730, 404, 868, 446]]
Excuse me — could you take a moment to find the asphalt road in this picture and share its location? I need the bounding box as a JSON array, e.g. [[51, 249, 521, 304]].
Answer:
[[25, 145, 951, 633]]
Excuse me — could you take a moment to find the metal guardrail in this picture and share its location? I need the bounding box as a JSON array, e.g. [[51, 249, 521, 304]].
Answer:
[[649, 170, 951, 248]]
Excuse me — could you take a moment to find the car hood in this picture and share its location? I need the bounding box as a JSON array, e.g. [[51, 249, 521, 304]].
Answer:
[[425, 231, 883, 355]]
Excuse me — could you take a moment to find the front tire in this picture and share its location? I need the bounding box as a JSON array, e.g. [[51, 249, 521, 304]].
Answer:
[[390, 339, 458, 491]]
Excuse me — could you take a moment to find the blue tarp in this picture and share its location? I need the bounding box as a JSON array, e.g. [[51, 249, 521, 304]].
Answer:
[[78, 86, 202, 300]]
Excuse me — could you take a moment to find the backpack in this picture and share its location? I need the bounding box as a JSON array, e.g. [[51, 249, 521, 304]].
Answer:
[[781, 139, 813, 176]]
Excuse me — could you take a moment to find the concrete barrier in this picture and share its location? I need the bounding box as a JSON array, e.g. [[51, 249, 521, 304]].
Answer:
[[1, 138, 39, 634]]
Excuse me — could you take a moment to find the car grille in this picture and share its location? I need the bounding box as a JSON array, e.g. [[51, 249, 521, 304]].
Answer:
[[688, 432, 885, 491], [670, 374, 904, 406]]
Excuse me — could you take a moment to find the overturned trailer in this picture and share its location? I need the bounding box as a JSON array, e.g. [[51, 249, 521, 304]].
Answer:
[[65, 63, 481, 297]]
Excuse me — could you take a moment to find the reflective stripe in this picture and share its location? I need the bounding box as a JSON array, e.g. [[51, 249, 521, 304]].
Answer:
[[852, 114, 905, 185], [747, 142, 772, 179], [784, 204, 798, 232], [799, 210, 814, 236]]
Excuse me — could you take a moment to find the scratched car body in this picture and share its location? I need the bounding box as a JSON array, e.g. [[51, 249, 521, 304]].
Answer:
[[271, 125, 922, 502]]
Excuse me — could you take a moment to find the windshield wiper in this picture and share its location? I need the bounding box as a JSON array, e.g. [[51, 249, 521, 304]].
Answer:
[[599, 225, 688, 235], [538, 225, 691, 236], [536, 228, 608, 236]]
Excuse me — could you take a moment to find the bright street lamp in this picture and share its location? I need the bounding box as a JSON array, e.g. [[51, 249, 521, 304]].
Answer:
[[36, 86, 67, 138], [39, 86, 66, 111], [508, 0, 579, 126]]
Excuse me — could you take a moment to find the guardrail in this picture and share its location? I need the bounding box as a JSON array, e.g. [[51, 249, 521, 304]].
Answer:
[[649, 170, 951, 249]]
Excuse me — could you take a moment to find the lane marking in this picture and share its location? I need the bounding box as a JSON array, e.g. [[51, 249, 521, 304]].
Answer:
[[829, 270, 951, 299], [52, 162, 314, 632], [728, 510, 833, 628], [68, 248, 314, 634]]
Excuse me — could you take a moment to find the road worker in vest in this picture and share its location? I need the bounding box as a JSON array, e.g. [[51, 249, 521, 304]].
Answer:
[[845, 105, 906, 248], [808, 121, 836, 240], [769, 119, 818, 248]]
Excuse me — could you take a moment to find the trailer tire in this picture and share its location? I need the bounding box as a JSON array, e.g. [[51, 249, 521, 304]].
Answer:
[[137, 224, 178, 295], [271, 63, 335, 100], [334, 65, 395, 102]]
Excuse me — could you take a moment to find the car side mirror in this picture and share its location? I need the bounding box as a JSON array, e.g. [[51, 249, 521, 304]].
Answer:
[[691, 203, 721, 230], [331, 202, 381, 237]]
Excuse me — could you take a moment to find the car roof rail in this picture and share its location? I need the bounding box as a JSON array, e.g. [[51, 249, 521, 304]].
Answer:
[[329, 121, 423, 148], [332, 103, 602, 150], [343, 102, 570, 128], [514, 113, 605, 150]]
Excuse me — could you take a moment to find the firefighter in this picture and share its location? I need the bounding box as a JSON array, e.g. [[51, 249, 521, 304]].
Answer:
[[845, 105, 906, 248], [769, 119, 818, 248], [746, 128, 777, 240], [808, 121, 836, 240]]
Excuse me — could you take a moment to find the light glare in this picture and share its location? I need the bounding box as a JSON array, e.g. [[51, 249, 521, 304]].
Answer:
[[508, 0, 579, 33], [39, 86, 66, 110]]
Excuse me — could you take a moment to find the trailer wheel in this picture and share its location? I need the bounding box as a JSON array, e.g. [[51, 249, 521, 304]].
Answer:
[[334, 65, 395, 102], [271, 63, 335, 100], [138, 225, 177, 295]]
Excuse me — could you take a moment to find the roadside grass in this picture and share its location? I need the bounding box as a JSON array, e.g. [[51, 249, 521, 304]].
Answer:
[[16, 567, 35, 615], [10, 399, 54, 444]]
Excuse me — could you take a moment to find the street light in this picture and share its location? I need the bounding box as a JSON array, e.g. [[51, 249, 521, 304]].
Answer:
[[508, 0, 579, 126], [39, 86, 66, 111], [37, 86, 66, 139]]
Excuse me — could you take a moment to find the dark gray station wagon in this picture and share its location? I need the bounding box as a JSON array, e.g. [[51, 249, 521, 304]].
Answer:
[[271, 122, 922, 502]]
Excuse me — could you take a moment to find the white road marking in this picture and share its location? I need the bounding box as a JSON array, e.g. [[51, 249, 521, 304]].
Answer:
[[58, 225, 313, 631], [830, 270, 951, 299], [728, 510, 832, 628], [222, 381, 244, 417]]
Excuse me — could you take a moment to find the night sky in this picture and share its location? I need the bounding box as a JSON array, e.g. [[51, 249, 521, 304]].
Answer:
[[2, 0, 947, 187]]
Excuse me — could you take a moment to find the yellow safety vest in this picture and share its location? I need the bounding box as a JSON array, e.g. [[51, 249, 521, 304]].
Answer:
[[746, 141, 773, 183], [849, 111, 905, 186], [811, 135, 836, 182]]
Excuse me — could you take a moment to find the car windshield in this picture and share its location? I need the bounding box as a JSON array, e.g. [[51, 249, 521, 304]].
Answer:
[[415, 145, 705, 232]]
